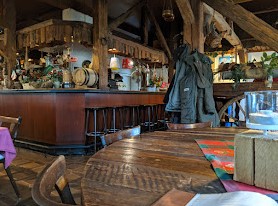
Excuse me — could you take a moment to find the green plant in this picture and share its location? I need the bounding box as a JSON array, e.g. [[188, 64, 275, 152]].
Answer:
[[231, 64, 246, 90], [261, 52, 278, 76]]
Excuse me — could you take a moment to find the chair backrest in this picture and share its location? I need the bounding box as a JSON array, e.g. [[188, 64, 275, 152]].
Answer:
[[167, 122, 212, 130], [0, 116, 22, 140], [101, 125, 141, 147], [32, 155, 77, 206]]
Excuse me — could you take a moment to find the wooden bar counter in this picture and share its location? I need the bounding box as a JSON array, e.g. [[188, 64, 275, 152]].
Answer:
[[0, 89, 165, 154]]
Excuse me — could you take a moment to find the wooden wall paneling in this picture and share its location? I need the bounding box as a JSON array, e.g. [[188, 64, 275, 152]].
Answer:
[[17, 33, 23, 50], [35, 29, 40, 45], [64, 25, 72, 43], [32, 94, 56, 144], [55, 93, 86, 145], [85, 93, 165, 108], [45, 25, 51, 44], [40, 27, 46, 44]]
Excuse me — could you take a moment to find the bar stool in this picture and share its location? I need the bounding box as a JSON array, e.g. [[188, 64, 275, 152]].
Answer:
[[85, 107, 107, 153], [123, 105, 141, 129], [141, 104, 157, 132], [157, 103, 169, 130], [107, 106, 123, 133]]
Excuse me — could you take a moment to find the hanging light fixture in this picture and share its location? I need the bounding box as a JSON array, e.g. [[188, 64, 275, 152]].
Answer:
[[109, 53, 121, 72], [162, 0, 175, 22]]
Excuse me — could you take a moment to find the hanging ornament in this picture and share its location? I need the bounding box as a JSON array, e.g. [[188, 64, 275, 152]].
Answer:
[[162, 0, 175, 22]]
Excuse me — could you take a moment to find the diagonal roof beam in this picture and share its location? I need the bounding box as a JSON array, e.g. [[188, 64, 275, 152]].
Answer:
[[175, 0, 194, 23], [203, 3, 242, 49], [145, 5, 172, 60], [36, 0, 76, 10], [37, 0, 94, 16], [202, 0, 278, 51], [109, 0, 146, 31]]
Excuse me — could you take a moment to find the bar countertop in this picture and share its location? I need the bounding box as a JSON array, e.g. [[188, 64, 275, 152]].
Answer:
[[0, 88, 167, 94]]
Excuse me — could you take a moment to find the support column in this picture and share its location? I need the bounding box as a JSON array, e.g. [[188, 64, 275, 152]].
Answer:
[[0, 0, 16, 88], [183, 0, 204, 52], [92, 0, 108, 89]]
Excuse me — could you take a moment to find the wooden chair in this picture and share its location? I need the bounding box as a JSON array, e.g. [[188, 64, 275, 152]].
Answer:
[[166, 122, 212, 130], [0, 115, 22, 199], [100, 125, 141, 147], [0, 115, 22, 140], [31, 155, 77, 206]]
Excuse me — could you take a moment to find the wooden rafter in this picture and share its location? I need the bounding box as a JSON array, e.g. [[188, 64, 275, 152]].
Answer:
[[232, 0, 253, 4], [203, 3, 242, 49], [145, 5, 172, 60], [36, 0, 76, 10], [109, 0, 146, 31], [175, 0, 194, 23], [202, 0, 278, 52], [37, 0, 94, 16]]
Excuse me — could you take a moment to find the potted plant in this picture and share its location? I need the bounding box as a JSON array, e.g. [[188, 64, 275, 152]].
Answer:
[[261, 52, 278, 88], [48, 68, 63, 88]]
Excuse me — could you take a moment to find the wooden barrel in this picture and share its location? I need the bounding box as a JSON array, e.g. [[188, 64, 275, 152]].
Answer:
[[73, 68, 98, 86]]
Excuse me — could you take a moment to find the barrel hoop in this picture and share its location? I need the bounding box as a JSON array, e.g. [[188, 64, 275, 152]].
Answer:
[[83, 68, 90, 85]]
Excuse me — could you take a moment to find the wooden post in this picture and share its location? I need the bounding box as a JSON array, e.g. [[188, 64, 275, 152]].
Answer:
[[92, 0, 108, 89], [0, 0, 16, 88], [182, 0, 204, 52], [191, 0, 204, 52], [238, 49, 248, 63]]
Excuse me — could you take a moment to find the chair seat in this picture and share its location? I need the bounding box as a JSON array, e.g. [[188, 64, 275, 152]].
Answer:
[[0, 154, 4, 160]]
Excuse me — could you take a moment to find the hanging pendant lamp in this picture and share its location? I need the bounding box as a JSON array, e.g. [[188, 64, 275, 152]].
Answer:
[[110, 54, 120, 71], [162, 0, 175, 22]]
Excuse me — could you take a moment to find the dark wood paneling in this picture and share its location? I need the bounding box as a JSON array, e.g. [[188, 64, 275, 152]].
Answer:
[[85, 93, 165, 107], [0, 91, 165, 146], [55, 93, 85, 144]]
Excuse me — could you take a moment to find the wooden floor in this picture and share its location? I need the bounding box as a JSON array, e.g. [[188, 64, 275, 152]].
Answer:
[[0, 147, 90, 206]]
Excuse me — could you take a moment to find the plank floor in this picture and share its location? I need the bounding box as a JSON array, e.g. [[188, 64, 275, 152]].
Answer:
[[0, 147, 90, 206]]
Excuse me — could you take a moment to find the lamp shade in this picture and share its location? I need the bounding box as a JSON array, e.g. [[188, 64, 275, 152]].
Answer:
[[110, 56, 120, 71]]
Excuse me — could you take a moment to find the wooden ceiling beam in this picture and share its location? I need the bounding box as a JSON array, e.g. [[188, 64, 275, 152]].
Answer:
[[109, 0, 146, 31], [175, 0, 194, 23], [253, 8, 278, 15], [203, 3, 242, 49], [145, 5, 172, 60], [37, 0, 94, 16], [36, 0, 75, 10], [232, 0, 253, 4], [202, 0, 278, 52]]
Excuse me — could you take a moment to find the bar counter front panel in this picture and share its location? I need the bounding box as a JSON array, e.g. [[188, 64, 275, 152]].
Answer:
[[0, 89, 165, 147]]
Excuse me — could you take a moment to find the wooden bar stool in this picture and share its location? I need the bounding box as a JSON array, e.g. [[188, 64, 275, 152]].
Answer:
[[85, 107, 107, 153], [141, 104, 157, 132], [123, 105, 141, 129], [107, 106, 123, 133], [157, 103, 169, 130]]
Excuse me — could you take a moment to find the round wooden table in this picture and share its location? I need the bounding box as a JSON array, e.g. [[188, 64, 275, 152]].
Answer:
[[81, 128, 246, 206]]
